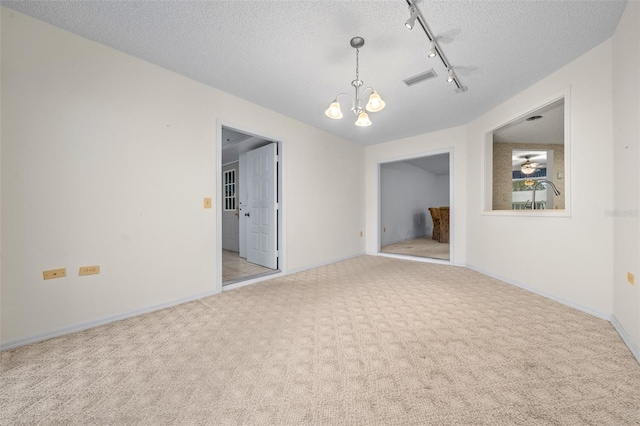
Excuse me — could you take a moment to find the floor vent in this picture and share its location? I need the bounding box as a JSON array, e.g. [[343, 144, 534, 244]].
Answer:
[[403, 69, 437, 86]]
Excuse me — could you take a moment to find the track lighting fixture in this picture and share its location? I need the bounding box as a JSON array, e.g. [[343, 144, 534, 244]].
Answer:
[[405, 7, 419, 30], [404, 0, 467, 93], [427, 42, 437, 58], [325, 37, 386, 127], [446, 68, 454, 83]]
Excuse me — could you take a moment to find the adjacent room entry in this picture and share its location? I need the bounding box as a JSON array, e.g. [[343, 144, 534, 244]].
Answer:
[[378, 151, 452, 262], [220, 126, 281, 286]]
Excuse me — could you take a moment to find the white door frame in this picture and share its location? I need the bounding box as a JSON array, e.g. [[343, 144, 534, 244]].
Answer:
[[238, 153, 248, 259], [375, 147, 454, 265], [215, 120, 286, 293]]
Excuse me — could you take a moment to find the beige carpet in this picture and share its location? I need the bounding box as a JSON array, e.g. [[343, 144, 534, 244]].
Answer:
[[1, 256, 639, 425], [381, 236, 450, 260]]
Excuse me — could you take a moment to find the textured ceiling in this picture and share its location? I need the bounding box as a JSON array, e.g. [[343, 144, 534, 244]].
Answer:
[[2, 0, 627, 146]]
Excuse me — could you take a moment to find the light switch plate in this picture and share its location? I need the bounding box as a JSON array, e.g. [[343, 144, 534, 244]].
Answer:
[[627, 272, 635, 285], [203, 197, 212, 209]]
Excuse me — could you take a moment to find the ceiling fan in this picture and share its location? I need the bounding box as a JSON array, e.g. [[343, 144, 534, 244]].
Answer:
[[517, 155, 542, 175]]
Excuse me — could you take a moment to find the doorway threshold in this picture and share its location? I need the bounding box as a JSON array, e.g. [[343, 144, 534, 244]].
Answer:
[[377, 252, 451, 265], [222, 270, 282, 291]]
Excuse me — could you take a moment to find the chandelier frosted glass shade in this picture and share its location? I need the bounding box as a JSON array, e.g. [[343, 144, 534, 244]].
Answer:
[[325, 101, 343, 119], [355, 112, 372, 127], [365, 91, 386, 113]]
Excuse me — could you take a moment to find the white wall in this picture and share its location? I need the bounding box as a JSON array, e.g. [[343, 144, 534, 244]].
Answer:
[[380, 162, 440, 246], [466, 39, 614, 315], [0, 7, 3, 341], [435, 174, 450, 207], [0, 9, 365, 346], [365, 128, 466, 265], [612, 1, 640, 350]]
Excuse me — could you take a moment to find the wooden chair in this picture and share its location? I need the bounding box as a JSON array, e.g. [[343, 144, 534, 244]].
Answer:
[[428, 207, 441, 241], [438, 206, 450, 243]]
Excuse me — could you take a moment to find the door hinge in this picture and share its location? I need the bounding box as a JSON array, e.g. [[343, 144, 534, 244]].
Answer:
[[275, 202, 279, 210], [275, 250, 279, 257]]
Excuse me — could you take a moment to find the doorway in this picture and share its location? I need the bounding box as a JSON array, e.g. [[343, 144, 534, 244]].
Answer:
[[218, 124, 283, 289], [378, 150, 452, 262]]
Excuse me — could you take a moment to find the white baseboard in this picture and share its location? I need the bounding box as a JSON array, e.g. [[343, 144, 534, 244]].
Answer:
[[286, 252, 366, 275], [610, 315, 640, 364], [465, 263, 611, 321], [0, 290, 217, 352]]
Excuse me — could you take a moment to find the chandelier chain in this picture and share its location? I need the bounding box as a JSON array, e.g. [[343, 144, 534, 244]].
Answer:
[[355, 48, 359, 82]]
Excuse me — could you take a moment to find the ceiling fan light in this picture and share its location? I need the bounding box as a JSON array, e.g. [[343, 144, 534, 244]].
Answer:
[[521, 161, 537, 175], [365, 91, 385, 112], [355, 111, 372, 127], [325, 101, 343, 119]]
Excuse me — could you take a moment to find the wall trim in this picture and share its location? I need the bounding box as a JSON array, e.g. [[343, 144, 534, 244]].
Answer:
[[0, 290, 217, 352], [465, 263, 610, 321], [610, 315, 640, 364]]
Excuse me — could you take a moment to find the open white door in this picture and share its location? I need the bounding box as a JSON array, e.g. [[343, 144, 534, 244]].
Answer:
[[238, 153, 248, 259], [247, 143, 278, 269]]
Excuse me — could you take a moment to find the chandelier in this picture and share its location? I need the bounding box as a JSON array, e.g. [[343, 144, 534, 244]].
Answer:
[[325, 37, 386, 127]]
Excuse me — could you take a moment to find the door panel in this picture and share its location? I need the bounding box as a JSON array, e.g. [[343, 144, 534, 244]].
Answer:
[[247, 143, 277, 269], [221, 163, 239, 252]]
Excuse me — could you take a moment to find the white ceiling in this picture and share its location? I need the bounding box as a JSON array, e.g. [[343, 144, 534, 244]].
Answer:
[[221, 127, 271, 165], [493, 99, 564, 145], [405, 153, 450, 176], [2, 0, 627, 146]]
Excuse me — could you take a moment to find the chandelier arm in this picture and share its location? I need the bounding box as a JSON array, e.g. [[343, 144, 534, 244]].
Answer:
[[360, 87, 375, 97], [333, 92, 355, 109]]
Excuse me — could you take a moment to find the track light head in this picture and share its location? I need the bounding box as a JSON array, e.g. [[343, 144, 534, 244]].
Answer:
[[405, 7, 418, 30], [427, 42, 437, 58], [446, 68, 454, 83]]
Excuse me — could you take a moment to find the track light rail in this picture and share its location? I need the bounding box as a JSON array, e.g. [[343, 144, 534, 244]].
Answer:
[[405, 0, 467, 92]]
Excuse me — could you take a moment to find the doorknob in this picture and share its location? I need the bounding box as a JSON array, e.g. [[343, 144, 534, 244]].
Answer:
[[244, 212, 250, 217]]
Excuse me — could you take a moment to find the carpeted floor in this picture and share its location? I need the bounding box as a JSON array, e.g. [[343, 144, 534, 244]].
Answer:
[[1, 256, 639, 425], [380, 236, 450, 260]]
